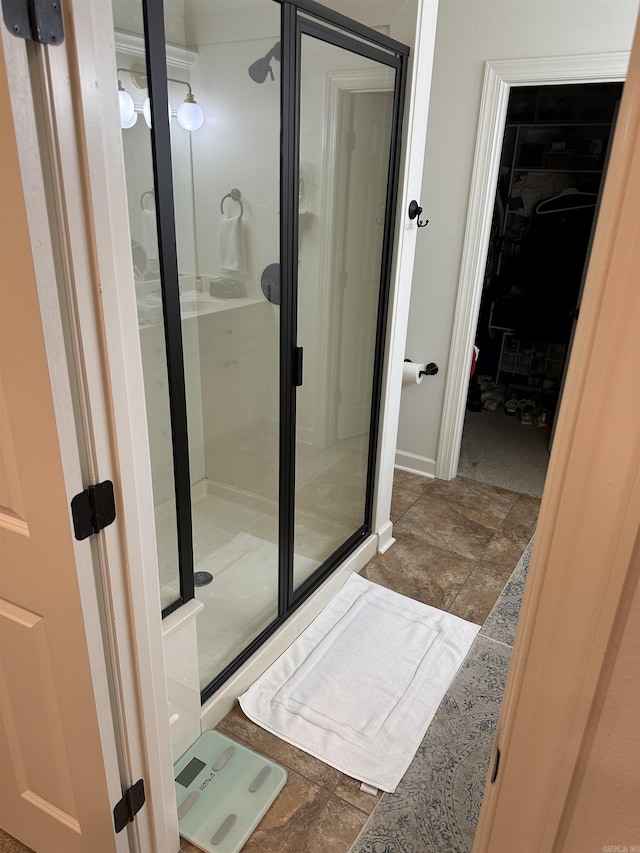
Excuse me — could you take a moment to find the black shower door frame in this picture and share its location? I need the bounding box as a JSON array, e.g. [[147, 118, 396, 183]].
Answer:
[[140, 0, 408, 701], [278, 0, 408, 615]]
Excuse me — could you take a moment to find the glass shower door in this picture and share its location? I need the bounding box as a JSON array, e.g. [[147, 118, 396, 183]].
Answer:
[[112, 0, 408, 699], [113, 0, 282, 691], [186, 0, 282, 688], [293, 23, 399, 592]]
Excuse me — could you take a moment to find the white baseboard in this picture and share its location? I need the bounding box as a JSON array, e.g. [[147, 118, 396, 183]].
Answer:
[[394, 450, 436, 479], [377, 520, 396, 554], [199, 534, 379, 730]]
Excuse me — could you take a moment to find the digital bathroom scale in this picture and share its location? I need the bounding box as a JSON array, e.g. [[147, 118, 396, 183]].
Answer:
[[173, 729, 287, 853]]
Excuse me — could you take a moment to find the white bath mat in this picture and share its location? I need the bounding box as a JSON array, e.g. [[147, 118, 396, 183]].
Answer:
[[239, 574, 479, 792]]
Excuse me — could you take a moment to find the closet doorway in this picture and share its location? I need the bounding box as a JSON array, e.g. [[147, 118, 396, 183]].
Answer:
[[451, 74, 624, 497], [437, 55, 629, 488]]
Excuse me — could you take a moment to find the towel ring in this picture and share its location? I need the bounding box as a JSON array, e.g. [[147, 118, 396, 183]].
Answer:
[[220, 188, 243, 217], [141, 190, 155, 210]]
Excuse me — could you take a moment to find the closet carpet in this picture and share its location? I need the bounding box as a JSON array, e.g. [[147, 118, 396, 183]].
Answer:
[[0, 474, 539, 853], [458, 407, 550, 498]]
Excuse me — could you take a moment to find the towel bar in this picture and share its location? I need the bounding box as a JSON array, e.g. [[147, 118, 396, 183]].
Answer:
[[220, 188, 243, 217], [141, 190, 154, 210]]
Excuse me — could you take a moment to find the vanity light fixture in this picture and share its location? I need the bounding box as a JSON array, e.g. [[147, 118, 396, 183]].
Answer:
[[125, 67, 204, 132], [141, 95, 183, 129], [142, 82, 204, 131], [176, 91, 205, 131], [117, 67, 204, 131], [170, 78, 204, 131], [118, 79, 135, 128], [121, 109, 138, 129]]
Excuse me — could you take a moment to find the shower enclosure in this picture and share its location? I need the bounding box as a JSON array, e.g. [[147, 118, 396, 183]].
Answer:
[[113, 0, 407, 701]]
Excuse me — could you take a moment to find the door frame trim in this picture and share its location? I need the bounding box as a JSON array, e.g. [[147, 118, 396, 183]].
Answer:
[[3, 2, 181, 849], [435, 51, 629, 481], [57, 3, 180, 846], [373, 0, 440, 553], [0, 30, 128, 853]]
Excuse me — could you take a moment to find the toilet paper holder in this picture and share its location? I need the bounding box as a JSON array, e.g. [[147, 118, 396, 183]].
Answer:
[[404, 359, 439, 378]]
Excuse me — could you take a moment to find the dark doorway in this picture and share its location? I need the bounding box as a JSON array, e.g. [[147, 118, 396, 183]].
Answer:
[[461, 81, 623, 496]]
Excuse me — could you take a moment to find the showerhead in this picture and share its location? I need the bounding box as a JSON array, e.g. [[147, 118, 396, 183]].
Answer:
[[249, 57, 273, 84], [248, 42, 281, 84]]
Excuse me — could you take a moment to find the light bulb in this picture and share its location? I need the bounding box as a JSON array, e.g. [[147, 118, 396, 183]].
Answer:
[[121, 110, 138, 129], [118, 83, 135, 127], [177, 94, 204, 131], [142, 96, 173, 129]]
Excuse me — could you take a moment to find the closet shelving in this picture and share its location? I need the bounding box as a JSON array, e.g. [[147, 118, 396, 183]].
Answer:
[[496, 83, 619, 271], [478, 81, 623, 411], [495, 333, 566, 390]]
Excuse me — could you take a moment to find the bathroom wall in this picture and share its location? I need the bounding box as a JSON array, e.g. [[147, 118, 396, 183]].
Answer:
[[396, 0, 640, 477]]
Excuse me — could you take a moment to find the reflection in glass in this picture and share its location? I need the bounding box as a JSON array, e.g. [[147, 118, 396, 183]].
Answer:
[[113, 0, 281, 688], [295, 34, 395, 589]]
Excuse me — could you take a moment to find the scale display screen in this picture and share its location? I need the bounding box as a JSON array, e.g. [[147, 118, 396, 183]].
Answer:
[[175, 756, 206, 788]]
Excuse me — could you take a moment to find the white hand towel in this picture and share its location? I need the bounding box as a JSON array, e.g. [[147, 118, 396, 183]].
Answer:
[[219, 213, 246, 279], [141, 208, 158, 262]]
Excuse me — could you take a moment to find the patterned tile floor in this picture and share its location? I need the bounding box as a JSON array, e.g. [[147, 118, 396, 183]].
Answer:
[[0, 473, 539, 853]]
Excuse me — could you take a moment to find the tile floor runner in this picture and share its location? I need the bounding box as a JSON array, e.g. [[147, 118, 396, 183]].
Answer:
[[350, 540, 533, 853]]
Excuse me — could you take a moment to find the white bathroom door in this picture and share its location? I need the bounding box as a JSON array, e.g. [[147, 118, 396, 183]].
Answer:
[[0, 42, 121, 853]]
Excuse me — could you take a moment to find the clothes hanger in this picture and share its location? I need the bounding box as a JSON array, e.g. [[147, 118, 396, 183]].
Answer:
[[535, 189, 598, 215]]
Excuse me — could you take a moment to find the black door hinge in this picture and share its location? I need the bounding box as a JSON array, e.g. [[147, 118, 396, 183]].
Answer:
[[2, 0, 64, 44], [71, 480, 116, 541], [113, 779, 146, 833]]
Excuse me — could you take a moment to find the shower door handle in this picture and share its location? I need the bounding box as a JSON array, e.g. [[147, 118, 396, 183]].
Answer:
[[293, 347, 304, 387]]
